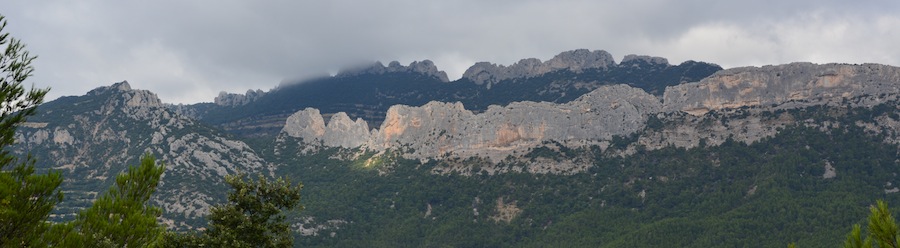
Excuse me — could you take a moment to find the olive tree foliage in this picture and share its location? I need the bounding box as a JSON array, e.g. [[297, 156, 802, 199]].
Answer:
[[844, 200, 900, 248], [167, 174, 303, 248], [0, 13, 58, 246]]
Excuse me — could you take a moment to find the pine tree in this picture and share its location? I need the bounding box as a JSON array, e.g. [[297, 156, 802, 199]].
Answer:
[[843, 200, 900, 248], [169, 173, 303, 247], [205, 174, 303, 247], [73, 154, 167, 247], [0, 13, 58, 247]]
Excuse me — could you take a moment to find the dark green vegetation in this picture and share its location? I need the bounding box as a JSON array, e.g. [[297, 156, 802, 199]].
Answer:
[[276, 103, 900, 247], [195, 59, 720, 137], [166, 174, 303, 248], [0, 13, 57, 246], [842, 200, 900, 248], [50, 154, 167, 247]]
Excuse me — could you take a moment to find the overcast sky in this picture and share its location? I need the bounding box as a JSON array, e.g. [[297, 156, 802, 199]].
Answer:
[[2, 1, 899, 104]]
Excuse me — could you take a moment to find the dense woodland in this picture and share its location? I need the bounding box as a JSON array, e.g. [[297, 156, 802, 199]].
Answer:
[[277, 104, 900, 247]]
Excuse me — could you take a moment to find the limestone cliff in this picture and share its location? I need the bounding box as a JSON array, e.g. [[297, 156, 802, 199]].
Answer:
[[370, 85, 660, 162], [664, 63, 900, 115], [279, 62, 900, 174], [281, 108, 370, 151], [279, 84, 661, 172]]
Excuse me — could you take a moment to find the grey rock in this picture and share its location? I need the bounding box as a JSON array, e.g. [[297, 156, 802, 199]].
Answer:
[[371, 84, 660, 162], [337, 60, 450, 82], [282, 108, 327, 143], [621, 54, 670, 67], [663, 63, 900, 115], [281, 108, 371, 150], [87, 80, 163, 108], [282, 84, 660, 166], [214, 89, 266, 107], [324, 112, 370, 149], [461, 49, 616, 87]]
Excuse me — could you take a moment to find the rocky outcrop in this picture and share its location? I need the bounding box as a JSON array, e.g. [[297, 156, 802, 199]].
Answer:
[[337, 60, 450, 82], [214, 89, 266, 107], [374, 84, 660, 162], [280, 84, 661, 166], [324, 112, 370, 149], [88, 81, 163, 108], [620, 54, 670, 67], [664, 63, 900, 115], [283, 108, 327, 143], [462, 49, 616, 87], [282, 108, 370, 150]]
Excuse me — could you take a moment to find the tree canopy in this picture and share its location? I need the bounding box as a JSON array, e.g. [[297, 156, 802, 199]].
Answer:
[[0, 13, 58, 247]]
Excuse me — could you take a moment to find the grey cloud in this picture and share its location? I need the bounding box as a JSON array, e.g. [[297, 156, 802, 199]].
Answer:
[[0, 0, 898, 103]]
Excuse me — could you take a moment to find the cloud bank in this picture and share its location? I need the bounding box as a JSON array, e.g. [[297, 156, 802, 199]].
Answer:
[[1, 0, 898, 103]]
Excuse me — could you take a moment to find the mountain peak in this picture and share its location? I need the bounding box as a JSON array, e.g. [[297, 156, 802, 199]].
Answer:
[[87, 80, 131, 95], [620, 54, 670, 67], [87, 81, 163, 108], [336, 60, 450, 82], [461, 49, 617, 87]]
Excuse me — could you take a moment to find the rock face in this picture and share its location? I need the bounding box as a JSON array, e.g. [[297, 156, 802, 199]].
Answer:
[[620, 54, 670, 67], [88, 81, 163, 108], [337, 60, 450, 82], [282, 108, 370, 150], [281, 84, 661, 164], [664, 63, 900, 115], [215, 89, 266, 107], [282, 108, 327, 143], [373, 84, 660, 162], [324, 112, 370, 149], [462, 49, 616, 87], [280, 62, 900, 174]]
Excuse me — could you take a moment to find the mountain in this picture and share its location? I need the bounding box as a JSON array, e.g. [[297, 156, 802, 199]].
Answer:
[[176, 49, 720, 138], [12, 81, 273, 229], [11, 49, 900, 247]]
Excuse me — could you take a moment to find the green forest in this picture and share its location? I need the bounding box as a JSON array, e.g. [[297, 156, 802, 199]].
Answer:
[[278, 107, 900, 247]]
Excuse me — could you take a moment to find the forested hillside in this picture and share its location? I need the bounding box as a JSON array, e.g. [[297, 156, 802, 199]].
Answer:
[[275, 102, 900, 247]]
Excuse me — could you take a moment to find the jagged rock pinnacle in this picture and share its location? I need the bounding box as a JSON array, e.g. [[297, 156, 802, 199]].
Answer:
[[461, 49, 617, 88], [336, 60, 450, 82]]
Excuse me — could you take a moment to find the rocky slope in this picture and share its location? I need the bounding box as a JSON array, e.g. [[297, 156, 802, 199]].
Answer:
[[12, 81, 273, 229], [277, 62, 900, 174]]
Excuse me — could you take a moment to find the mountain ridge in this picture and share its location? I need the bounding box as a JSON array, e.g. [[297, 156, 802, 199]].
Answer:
[[177, 49, 721, 138], [276, 62, 900, 174]]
